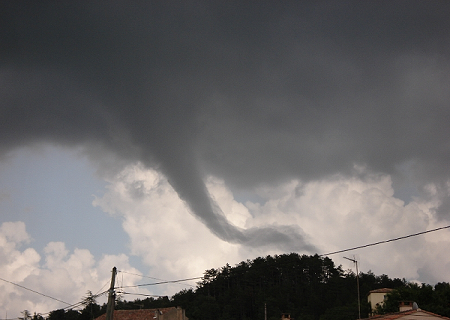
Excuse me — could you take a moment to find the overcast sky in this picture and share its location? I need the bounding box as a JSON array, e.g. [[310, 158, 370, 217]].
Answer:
[[1, 1, 450, 318]]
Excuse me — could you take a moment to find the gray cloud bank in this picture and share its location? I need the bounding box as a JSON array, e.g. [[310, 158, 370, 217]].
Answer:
[[1, 1, 450, 250]]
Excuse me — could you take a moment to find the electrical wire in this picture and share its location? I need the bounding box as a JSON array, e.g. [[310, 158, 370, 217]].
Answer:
[[319, 225, 450, 257], [117, 270, 197, 288], [120, 292, 165, 298], [117, 270, 164, 281], [95, 280, 111, 296], [2, 224, 449, 318], [0, 276, 71, 305], [64, 290, 109, 311], [117, 277, 203, 289], [117, 225, 450, 292], [38, 290, 109, 318]]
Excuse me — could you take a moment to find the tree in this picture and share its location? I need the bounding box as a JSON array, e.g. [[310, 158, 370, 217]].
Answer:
[[47, 309, 66, 320], [19, 310, 32, 320], [43, 255, 450, 320], [65, 310, 80, 320], [32, 313, 44, 320], [80, 291, 101, 320]]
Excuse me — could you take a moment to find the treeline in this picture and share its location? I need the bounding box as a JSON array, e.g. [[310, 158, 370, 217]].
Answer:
[[28, 254, 450, 320], [172, 254, 402, 320]]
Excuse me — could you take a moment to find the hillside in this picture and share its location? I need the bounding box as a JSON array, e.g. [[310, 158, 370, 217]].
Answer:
[[40, 254, 450, 320]]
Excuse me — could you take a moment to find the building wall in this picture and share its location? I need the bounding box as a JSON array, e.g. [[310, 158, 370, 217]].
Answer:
[[94, 307, 188, 320], [160, 307, 187, 320], [368, 291, 390, 314]]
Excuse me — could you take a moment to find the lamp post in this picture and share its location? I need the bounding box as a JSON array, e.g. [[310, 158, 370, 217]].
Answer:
[[344, 257, 360, 319]]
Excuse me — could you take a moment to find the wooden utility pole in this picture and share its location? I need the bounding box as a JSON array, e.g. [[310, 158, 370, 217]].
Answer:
[[106, 267, 117, 320]]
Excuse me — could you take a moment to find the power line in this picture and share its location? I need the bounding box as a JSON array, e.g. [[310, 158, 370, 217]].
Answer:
[[117, 270, 164, 281], [31, 290, 109, 319], [0, 276, 108, 320], [2, 225, 449, 318], [319, 225, 450, 257], [63, 290, 109, 311], [120, 292, 165, 298], [118, 277, 203, 289], [95, 280, 111, 296], [32, 290, 110, 320], [117, 270, 197, 288], [120, 225, 450, 292], [0, 276, 71, 305]]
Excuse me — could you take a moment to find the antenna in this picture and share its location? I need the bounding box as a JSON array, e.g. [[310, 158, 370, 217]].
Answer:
[[344, 256, 361, 319]]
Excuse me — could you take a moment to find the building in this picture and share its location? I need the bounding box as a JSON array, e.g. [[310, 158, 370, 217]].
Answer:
[[363, 296, 449, 320], [360, 309, 450, 320], [368, 288, 394, 315], [94, 307, 188, 320], [399, 301, 417, 312], [281, 313, 293, 320]]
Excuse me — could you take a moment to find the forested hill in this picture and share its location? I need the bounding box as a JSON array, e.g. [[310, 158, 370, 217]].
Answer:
[[42, 254, 450, 320], [171, 254, 450, 320], [172, 253, 401, 320]]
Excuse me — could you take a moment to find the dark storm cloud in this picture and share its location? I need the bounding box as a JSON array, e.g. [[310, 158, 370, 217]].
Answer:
[[1, 1, 450, 248]]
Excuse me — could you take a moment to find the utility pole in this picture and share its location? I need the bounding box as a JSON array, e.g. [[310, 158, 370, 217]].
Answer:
[[344, 257, 360, 319], [106, 267, 117, 320], [264, 303, 267, 320]]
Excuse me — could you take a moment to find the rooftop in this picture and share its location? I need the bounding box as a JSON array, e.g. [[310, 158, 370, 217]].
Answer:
[[361, 309, 450, 320], [95, 308, 177, 320], [369, 288, 394, 294]]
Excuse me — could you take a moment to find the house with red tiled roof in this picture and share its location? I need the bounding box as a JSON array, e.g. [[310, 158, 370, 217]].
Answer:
[[361, 308, 450, 320], [368, 288, 394, 316], [94, 307, 188, 320], [366, 288, 450, 319]]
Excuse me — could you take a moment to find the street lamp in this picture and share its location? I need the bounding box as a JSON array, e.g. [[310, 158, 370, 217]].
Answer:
[[344, 256, 361, 319]]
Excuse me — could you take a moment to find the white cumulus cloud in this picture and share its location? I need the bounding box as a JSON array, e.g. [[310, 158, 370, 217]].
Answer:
[[95, 164, 450, 292], [0, 222, 143, 319]]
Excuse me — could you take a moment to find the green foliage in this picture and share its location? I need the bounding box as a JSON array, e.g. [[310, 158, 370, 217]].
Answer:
[[35, 254, 450, 320], [377, 281, 450, 316], [177, 254, 357, 320], [115, 296, 172, 310], [19, 310, 32, 320], [175, 254, 450, 320], [79, 290, 102, 320], [44, 294, 104, 320], [47, 309, 67, 320], [32, 313, 44, 320], [65, 310, 81, 320], [319, 304, 358, 320]]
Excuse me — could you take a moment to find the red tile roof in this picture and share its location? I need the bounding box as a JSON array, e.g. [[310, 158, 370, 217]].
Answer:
[[95, 308, 176, 320], [362, 309, 450, 320], [368, 288, 394, 294]]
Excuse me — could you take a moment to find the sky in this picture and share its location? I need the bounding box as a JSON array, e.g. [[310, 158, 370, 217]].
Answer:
[[1, 1, 450, 318]]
